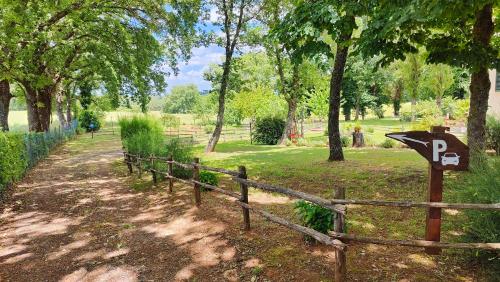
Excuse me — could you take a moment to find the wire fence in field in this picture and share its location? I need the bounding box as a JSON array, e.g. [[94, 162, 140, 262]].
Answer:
[[24, 120, 79, 168]]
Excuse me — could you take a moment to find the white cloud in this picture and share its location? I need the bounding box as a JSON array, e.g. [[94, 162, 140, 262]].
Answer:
[[165, 45, 224, 93]]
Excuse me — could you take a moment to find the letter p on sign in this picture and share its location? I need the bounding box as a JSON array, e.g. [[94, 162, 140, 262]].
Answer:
[[432, 140, 447, 162]]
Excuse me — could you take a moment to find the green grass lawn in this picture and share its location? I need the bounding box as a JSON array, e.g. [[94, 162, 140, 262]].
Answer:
[[194, 140, 469, 243]]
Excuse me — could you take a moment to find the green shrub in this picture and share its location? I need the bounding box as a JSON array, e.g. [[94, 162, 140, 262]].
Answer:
[[367, 127, 375, 133], [295, 200, 333, 240], [453, 159, 500, 273], [119, 115, 162, 140], [78, 110, 102, 132], [252, 117, 285, 145], [199, 171, 218, 191], [486, 116, 500, 156], [0, 133, 28, 192], [442, 97, 469, 121], [340, 136, 350, 147], [380, 138, 395, 148], [120, 116, 193, 179]]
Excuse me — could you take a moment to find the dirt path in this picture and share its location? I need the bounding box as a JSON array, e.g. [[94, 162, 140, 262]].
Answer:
[[0, 133, 256, 282], [0, 132, 480, 282]]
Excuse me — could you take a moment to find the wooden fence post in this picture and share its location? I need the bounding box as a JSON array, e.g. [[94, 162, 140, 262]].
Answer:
[[126, 153, 133, 174], [193, 158, 201, 206], [334, 187, 347, 282], [239, 165, 250, 230], [150, 155, 157, 185], [138, 156, 142, 179], [168, 154, 173, 192]]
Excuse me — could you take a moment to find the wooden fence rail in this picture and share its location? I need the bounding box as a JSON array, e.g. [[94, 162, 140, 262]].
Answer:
[[123, 151, 500, 282]]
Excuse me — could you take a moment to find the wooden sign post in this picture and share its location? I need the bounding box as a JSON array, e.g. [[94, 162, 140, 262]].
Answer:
[[386, 126, 469, 255]]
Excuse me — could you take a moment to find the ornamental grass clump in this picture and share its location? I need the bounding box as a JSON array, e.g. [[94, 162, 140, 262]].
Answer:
[[119, 116, 193, 179]]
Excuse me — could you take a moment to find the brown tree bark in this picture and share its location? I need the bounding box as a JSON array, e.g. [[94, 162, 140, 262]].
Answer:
[[278, 63, 300, 145], [38, 86, 53, 132], [55, 83, 68, 128], [65, 88, 72, 124], [0, 80, 12, 131], [468, 3, 494, 156], [392, 80, 402, 117], [410, 96, 417, 121], [206, 51, 233, 152], [23, 83, 42, 132], [205, 0, 247, 153], [328, 31, 352, 161]]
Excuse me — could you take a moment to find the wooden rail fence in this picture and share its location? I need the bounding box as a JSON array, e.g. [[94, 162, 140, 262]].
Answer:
[[123, 151, 500, 282]]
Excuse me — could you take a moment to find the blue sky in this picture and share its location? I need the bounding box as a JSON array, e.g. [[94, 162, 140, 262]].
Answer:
[[164, 8, 224, 94], [165, 44, 224, 93]]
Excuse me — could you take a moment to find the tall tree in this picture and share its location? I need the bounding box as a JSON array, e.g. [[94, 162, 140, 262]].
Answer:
[[0, 0, 200, 131], [164, 84, 200, 114], [358, 1, 499, 156], [274, 0, 369, 161], [422, 63, 454, 108], [398, 53, 425, 121], [205, 0, 259, 152]]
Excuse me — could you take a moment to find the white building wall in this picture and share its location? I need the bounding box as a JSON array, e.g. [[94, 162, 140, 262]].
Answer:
[[488, 70, 500, 118]]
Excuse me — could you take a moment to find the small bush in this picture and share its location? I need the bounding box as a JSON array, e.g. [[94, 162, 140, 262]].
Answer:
[[340, 136, 350, 147], [78, 110, 102, 132], [199, 171, 218, 191], [252, 117, 285, 145], [295, 200, 333, 240], [367, 127, 375, 133], [380, 138, 395, 148], [486, 116, 500, 155], [453, 159, 500, 274], [120, 116, 193, 179], [119, 115, 162, 140]]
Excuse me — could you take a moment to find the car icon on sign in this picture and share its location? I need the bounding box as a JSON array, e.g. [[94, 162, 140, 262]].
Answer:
[[441, 152, 460, 166]]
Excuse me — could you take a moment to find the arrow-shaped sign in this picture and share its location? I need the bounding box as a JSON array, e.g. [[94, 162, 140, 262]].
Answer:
[[385, 131, 469, 171], [386, 134, 430, 147]]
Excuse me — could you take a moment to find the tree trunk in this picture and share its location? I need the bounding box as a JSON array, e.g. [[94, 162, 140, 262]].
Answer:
[[354, 101, 360, 121], [38, 87, 53, 132], [279, 98, 298, 144], [0, 80, 12, 131], [468, 3, 494, 156], [66, 88, 72, 124], [55, 88, 68, 128], [411, 96, 417, 121], [328, 30, 352, 161], [278, 64, 300, 145], [206, 52, 233, 153], [393, 100, 401, 117], [23, 83, 42, 132], [344, 107, 351, 121], [436, 94, 442, 109]]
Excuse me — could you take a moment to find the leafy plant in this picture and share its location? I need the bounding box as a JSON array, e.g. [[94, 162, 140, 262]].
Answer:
[[199, 171, 218, 191], [78, 110, 102, 132], [340, 136, 350, 147], [294, 200, 334, 240], [380, 138, 395, 148], [453, 159, 500, 273], [120, 116, 193, 179], [252, 117, 285, 145], [486, 116, 500, 156]]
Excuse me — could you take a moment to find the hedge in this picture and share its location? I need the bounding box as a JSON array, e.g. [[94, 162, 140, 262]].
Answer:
[[0, 120, 78, 193]]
